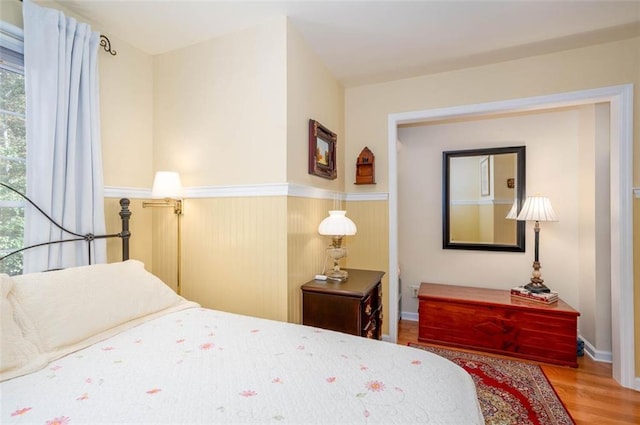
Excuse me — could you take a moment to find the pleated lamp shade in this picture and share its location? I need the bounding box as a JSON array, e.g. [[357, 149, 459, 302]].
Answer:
[[516, 196, 558, 222]]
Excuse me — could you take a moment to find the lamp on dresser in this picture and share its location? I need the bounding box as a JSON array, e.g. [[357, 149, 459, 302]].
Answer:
[[143, 171, 184, 294], [509, 195, 558, 293], [318, 210, 357, 281]]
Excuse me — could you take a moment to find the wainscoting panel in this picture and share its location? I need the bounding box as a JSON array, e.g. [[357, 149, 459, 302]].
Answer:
[[178, 197, 289, 322], [287, 196, 337, 324], [344, 200, 389, 335]]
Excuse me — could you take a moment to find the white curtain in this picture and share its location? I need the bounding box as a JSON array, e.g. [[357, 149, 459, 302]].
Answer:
[[22, 0, 106, 272]]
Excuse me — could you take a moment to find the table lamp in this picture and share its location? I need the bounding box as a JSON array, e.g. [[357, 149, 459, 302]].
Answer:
[[318, 210, 357, 281], [513, 195, 558, 293]]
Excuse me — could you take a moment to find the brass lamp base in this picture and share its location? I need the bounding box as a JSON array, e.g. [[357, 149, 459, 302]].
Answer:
[[525, 260, 551, 293]]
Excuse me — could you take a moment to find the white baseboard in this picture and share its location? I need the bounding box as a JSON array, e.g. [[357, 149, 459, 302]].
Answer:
[[400, 311, 418, 321], [579, 334, 613, 363]]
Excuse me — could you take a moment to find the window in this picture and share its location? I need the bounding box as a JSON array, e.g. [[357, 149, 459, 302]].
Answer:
[[0, 23, 25, 275]]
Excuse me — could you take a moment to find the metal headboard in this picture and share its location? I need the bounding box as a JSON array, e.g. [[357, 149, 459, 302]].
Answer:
[[0, 182, 131, 265]]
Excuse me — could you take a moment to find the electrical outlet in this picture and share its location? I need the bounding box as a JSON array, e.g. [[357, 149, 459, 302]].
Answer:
[[410, 285, 420, 298]]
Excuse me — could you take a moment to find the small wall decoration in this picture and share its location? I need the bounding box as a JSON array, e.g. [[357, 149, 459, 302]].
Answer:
[[308, 119, 337, 180], [507, 178, 515, 189], [355, 146, 375, 184]]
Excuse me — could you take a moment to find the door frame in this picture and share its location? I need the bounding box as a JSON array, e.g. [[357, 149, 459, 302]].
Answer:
[[386, 84, 635, 389]]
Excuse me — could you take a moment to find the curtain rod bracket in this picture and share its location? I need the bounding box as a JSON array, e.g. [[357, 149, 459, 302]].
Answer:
[[99, 35, 117, 56]]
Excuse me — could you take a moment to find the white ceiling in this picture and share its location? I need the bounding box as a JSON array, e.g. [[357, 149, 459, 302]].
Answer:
[[48, 0, 640, 87]]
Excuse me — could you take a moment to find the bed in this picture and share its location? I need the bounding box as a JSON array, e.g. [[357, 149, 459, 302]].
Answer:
[[1, 195, 484, 424]]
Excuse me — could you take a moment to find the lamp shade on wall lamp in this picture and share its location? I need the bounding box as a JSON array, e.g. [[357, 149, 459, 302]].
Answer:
[[151, 171, 183, 199], [143, 171, 184, 294]]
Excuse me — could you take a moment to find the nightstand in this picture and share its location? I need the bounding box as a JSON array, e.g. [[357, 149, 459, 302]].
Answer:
[[301, 269, 384, 339]]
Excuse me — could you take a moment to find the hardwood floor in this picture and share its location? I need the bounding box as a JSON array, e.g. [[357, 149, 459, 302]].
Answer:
[[398, 319, 640, 425]]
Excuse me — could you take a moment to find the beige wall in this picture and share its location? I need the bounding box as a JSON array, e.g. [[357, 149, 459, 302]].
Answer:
[[100, 38, 154, 188], [286, 21, 345, 190], [346, 37, 640, 192], [347, 37, 638, 368], [153, 18, 288, 187], [1, 0, 22, 27]]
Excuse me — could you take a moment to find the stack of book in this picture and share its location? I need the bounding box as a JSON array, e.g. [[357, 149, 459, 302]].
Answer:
[[510, 286, 558, 304]]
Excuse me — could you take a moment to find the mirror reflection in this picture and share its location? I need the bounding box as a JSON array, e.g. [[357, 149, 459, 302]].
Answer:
[[443, 146, 526, 252]]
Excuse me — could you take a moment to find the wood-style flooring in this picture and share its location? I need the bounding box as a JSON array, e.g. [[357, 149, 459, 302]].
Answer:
[[397, 319, 640, 425]]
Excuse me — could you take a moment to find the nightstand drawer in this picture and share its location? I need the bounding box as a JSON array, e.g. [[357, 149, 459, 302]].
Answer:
[[363, 316, 378, 339], [362, 294, 374, 318]]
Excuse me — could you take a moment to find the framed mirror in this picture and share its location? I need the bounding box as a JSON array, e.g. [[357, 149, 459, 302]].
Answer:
[[443, 146, 526, 252]]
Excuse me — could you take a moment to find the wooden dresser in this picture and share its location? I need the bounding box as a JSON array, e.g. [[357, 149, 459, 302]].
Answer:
[[418, 282, 580, 367], [301, 269, 384, 339]]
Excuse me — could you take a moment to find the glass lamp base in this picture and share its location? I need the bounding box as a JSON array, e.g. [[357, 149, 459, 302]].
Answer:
[[326, 269, 348, 282]]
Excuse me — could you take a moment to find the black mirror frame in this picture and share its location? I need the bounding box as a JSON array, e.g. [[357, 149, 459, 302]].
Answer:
[[443, 146, 526, 252]]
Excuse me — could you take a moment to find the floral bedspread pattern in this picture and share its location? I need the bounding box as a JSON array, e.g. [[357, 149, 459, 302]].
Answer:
[[2, 308, 483, 424]]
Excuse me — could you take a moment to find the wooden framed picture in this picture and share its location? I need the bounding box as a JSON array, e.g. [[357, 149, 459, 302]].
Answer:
[[480, 156, 490, 196], [308, 119, 337, 180]]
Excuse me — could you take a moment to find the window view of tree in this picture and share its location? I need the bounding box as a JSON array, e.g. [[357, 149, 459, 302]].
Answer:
[[0, 64, 26, 275]]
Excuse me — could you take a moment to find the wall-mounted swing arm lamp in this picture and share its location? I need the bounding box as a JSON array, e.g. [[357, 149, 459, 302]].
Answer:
[[142, 171, 184, 294]]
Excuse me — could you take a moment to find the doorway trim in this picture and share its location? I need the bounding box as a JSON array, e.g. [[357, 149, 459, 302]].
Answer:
[[386, 84, 635, 389]]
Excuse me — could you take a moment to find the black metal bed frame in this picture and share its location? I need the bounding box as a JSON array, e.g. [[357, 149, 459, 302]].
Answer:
[[0, 182, 131, 265]]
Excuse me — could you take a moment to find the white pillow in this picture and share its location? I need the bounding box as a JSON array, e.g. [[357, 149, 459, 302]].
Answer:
[[11, 260, 183, 352], [0, 274, 40, 374]]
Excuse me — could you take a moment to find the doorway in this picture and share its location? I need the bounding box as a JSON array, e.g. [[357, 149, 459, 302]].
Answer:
[[386, 85, 635, 389]]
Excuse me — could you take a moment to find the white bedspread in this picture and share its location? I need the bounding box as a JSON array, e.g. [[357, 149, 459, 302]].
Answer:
[[2, 307, 483, 424]]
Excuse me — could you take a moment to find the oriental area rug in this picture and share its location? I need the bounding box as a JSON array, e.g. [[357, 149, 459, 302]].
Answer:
[[408, 343, 575, 425]]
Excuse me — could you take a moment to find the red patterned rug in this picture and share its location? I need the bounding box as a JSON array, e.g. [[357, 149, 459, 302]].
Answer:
[[408, 343, 575, 425]]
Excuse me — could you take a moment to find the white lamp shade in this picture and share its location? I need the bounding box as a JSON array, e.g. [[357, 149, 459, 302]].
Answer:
[[516, 196, 558, 222], [318, 210, 357, 236], [151, 171, 183, 199]]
